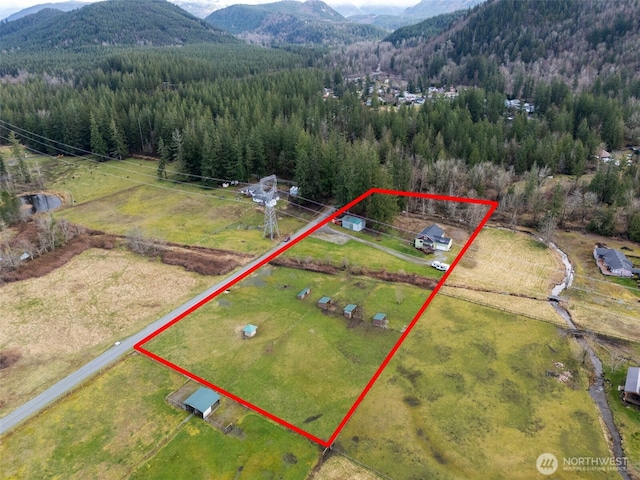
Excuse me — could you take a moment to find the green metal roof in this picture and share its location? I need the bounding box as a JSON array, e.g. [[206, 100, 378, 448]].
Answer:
[[342, 215, 364, 225], [243, 324, 257, 334], [184, 387, 220, 413], [373, 313, 387, 321], [297, 288, 310, 297], [344, 304, 358, 313], [318, 296, 331, 304]]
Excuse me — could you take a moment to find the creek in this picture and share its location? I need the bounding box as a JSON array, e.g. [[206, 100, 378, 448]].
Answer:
[[548, 242, 630, 480]]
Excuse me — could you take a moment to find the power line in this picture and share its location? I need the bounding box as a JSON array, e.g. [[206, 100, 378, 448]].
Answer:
[[3, 123, 638, 302]]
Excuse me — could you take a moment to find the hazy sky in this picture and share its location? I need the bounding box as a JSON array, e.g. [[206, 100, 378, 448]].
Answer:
[[3, 0, 419, 11]]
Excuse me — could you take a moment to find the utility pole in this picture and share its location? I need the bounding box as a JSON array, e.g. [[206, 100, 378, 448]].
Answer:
[[261, 174, 279, 240]]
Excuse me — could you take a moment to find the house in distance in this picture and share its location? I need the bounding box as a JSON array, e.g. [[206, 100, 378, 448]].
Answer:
[[623, 367, 640, 406], [415, 224, 453, 251], [594, 247, 639, 277]]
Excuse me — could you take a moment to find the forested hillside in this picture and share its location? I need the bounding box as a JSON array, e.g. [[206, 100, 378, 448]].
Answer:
[[1, 41, 639, 239], [205, 0, 387, 45], [331, 0, 640, 96], [1, 0, 640, 242], [0, 0, 236, 50]]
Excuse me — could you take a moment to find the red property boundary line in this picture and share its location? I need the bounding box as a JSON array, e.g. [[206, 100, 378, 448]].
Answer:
[[134, 188, 498, 448]]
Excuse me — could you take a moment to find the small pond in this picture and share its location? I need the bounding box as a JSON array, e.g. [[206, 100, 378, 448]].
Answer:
[[19, 193, 63, 215]]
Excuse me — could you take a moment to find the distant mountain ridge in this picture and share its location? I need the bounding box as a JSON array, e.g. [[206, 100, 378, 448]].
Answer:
[[4, 1, 87, 22], [362, 0, 640, 95], [0, 0, 238, 50], [335, 0, 486, 31], [205, 0, 387, 45]]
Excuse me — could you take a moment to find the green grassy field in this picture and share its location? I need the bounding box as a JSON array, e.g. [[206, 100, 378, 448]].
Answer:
[[604, 365, 640, 478], [336, 294, 613, 479], [131, 413, 319, 480], [0, 354, 319, 480], [283, 235, 440, 278], [42, 156, 306, 253], [145, 266, 431, 440]]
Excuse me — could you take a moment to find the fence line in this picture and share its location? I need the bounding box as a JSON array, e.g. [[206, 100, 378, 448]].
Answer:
[[439, 290, 629, 342]]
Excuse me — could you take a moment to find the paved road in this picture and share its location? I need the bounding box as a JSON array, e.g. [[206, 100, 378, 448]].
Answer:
[[0, 208, 334, 435]]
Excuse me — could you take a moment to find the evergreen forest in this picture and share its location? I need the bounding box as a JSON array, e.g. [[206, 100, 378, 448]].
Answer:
[[1, 0, 640, 242]]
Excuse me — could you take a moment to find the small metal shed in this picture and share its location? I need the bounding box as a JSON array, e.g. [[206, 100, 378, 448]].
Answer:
[[297, 287, 311, 299], [344, 304, 358, 319], [372, 312, 388, 328], [243, 324, 258, 338], [341, 215, 365, 232], [318, 296, 332, 309]]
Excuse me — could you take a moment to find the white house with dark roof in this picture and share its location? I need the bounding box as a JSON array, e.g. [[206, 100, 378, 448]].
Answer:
[[594, 247, 639, 277], [624, 367, 640, 406], [415, 224, 452, 251]]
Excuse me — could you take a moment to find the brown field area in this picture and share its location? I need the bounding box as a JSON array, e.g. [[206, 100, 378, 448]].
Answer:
[[0, 248, 213, 415], [554, 230, 640, 341], [311, 455, 381, 480], [447, 227, 566, 299], [440, 287, 564, 325]]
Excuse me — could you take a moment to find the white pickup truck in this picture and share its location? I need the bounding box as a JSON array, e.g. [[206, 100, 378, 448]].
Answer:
[[431, 260, 450, 272]]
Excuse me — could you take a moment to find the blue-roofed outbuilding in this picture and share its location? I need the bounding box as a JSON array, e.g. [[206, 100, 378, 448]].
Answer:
[[184, 387, 221, 418], [344, 304, 358, 318], [372, 312, 388, 328], [243, 324, 258, 338]]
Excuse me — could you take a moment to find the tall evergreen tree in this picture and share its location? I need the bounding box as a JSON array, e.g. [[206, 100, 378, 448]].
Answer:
[[90, 113, 107, 158]]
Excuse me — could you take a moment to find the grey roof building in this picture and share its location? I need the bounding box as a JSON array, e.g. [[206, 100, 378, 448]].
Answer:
[[594, 248, 639, 277], [415, 224, 453, 251]]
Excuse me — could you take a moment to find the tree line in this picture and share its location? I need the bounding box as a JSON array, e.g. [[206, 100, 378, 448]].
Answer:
[[0, 46, 638, 240]]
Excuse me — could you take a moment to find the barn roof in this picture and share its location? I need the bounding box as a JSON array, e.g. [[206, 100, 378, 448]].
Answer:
[[318, 296, 331, 304], [625, 367, 640, 394], [342, 215, 365, 226], [184, 387, 220, 413], [595, 248, 633, 271], [373, 312, 387, 321], [344, 304, 358, 313]]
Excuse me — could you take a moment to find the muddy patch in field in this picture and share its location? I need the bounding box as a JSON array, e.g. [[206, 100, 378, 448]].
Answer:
[[240, 276, 266, 287], [0, 348, 21, 370]]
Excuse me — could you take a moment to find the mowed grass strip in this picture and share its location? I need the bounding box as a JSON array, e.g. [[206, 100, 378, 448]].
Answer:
[[145, 266, 431, 440], [283, 236, 439, 278], [336, 295, 612, 480], [0, 248, 212, 416], [0, 354, 319, 480]]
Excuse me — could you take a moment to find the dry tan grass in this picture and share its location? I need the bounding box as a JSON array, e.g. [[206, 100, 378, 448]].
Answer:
[[553, 230, 640, 341], [311, 455, 382, 480], [0, 248, 212, 415], [447, 227, 566, 298], [440, 287, 565, 325]]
